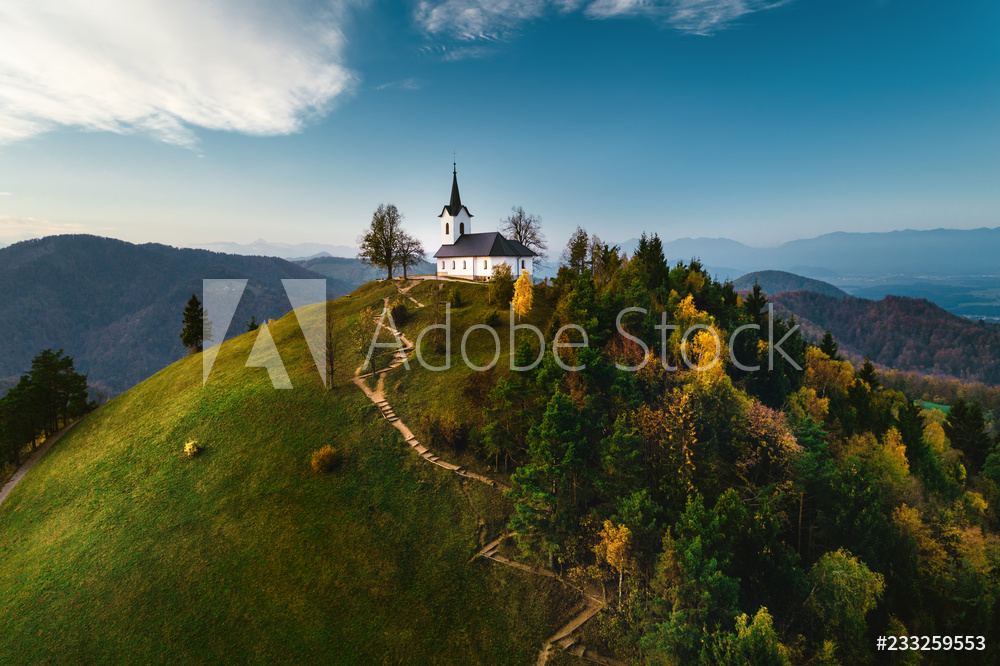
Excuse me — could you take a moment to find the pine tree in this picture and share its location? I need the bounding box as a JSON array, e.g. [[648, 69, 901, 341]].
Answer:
[[944, 398, 992, 473], [180, 294, 208, 354], [819, 330, 840, 360]]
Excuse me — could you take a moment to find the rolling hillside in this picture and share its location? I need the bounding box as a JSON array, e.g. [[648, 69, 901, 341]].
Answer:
[[0, 235, 338, 396], [770, 290, 1000, 385], [732, 270, 848, 298], [0, 279, 576, 664]]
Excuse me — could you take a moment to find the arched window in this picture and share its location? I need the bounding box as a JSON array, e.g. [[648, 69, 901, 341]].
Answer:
[[521, 260, 525, 269], [459, 223, 465, 235], [462, 260, 467, 269], [441, 261, 444, 269], [451, 261, 455, 269], [483, 260, 487, 269], [446, 223, 449, 234]]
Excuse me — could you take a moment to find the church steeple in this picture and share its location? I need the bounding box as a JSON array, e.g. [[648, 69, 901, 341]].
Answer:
[[439, 162, 472, 246], [447, 163, 463, 216]]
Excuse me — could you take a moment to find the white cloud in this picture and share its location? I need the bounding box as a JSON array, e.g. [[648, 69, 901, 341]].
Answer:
[[0, 192, 11, 196], [416, 0, 792, 41], [0, 215, 88, 244], [375, 78, 422, 91], [0, 1, 357, 147]]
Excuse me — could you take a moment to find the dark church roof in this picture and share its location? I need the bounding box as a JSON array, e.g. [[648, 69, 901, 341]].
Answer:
[[434, 232, 537, 258], [439, 166, 473, 218]]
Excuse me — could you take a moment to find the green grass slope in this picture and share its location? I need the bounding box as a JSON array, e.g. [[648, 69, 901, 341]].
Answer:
[[0, 281, 574, 664]]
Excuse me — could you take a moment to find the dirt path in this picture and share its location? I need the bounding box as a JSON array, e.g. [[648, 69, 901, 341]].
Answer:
[[0, 420, 81, 507], [352, 280, 620, 665]]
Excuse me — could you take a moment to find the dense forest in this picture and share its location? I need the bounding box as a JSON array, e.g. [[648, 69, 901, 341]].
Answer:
[[771, 290, 1000, 386], [432, 232, 999, 664], [0, 235, 337, 395]]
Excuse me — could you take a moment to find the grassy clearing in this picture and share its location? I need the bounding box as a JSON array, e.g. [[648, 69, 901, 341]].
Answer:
[[0, 283, 576, 664], [919, 400, 952, 414]]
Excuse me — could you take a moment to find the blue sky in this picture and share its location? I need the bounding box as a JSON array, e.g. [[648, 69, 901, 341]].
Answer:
[[0, 0, 997, 254]]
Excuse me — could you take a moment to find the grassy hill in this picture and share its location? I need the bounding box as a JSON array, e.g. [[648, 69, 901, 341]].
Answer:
[[0, 235, 340, 396], [0, 279, 577, 664]]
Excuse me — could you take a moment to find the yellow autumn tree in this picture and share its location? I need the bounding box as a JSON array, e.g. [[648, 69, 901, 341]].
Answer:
[[594, 521, 637, 606], [511, 269, 533, 321], [804, 347, 855, 397]]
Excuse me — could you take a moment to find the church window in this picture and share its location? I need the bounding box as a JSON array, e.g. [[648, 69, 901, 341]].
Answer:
[[446, 223, 449, 234], [483, 260, 487, 269], [459, 223, 465, 235], [451, 261, 455, 269], [521, 260, 525, 269], [462, 260, 467, 269]]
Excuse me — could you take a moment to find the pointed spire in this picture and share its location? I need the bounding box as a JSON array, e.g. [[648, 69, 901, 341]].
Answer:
[[448, 163, 462, 216]]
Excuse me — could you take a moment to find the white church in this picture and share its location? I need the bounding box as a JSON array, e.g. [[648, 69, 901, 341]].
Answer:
[[434, 166, 535, 280]]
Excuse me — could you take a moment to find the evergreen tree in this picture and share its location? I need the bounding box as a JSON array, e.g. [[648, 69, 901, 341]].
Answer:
[[944, 398, 992, 473], [180, 294, 209, 354], [819, 330, 840, 360], [857, 356, 879, 389], [561, 226, 589, 273]]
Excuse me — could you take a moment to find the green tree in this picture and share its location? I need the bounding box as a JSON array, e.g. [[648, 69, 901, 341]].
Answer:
[[561, 226, 589, 274], [507, 391, 589, 569], [709, 607, 792, 666], [944, 398, 992, 473], [633, 232, 669, 292], [805, 548, 884, 660], [819, 330, 840, 360], [357, 203, 406, 280], [643, 494, 740, 664], [180, 294, 210, 354], [246, 316, 260, 332], [488, 263, 515, 306], [857, 356, 879, 389]]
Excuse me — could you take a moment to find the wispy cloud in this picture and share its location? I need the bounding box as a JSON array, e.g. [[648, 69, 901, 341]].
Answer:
[[0, 1, 358, 148], [0, 192, 11, 196], [375, 78, 422, 91], [0, 215, 88, 244], [416, 0, 792, 42]]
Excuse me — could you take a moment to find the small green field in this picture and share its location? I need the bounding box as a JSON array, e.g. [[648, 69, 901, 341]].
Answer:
[[0, 282, 576, 664], [919, 400, 952, 414]]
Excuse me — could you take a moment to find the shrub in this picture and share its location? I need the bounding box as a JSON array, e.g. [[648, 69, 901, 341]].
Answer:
[[419, 413, 469, 453], [389, 298, 409, 326], [311, 445, 340, 473], [448, 287, 463, 307], [484, 310, 502, 327], [183, 440, 202, 457]]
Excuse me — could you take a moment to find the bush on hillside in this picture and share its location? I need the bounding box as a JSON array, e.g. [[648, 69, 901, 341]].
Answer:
[[420, 413, 469, 453], [389, 298, 409, 326], [484, 310, 502, 328], [183, 440, 202, 457], [311, 445, 340, 473]]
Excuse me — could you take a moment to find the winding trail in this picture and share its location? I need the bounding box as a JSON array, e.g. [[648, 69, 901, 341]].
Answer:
[[0, 420, 80, 507], [352, 277, 622, 665]]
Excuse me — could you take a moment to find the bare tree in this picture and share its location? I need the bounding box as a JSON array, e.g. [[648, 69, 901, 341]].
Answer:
[[394, 232, 426, 279], [357, 203, 405, 279], [501, 206, 548, 262]]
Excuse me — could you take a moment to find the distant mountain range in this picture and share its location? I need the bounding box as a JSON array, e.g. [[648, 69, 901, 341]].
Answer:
[[190, 239, 357, 260], [620, 226, 1000, 280], [0, 235, 335, 395], [295, 255, 437, 292]]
